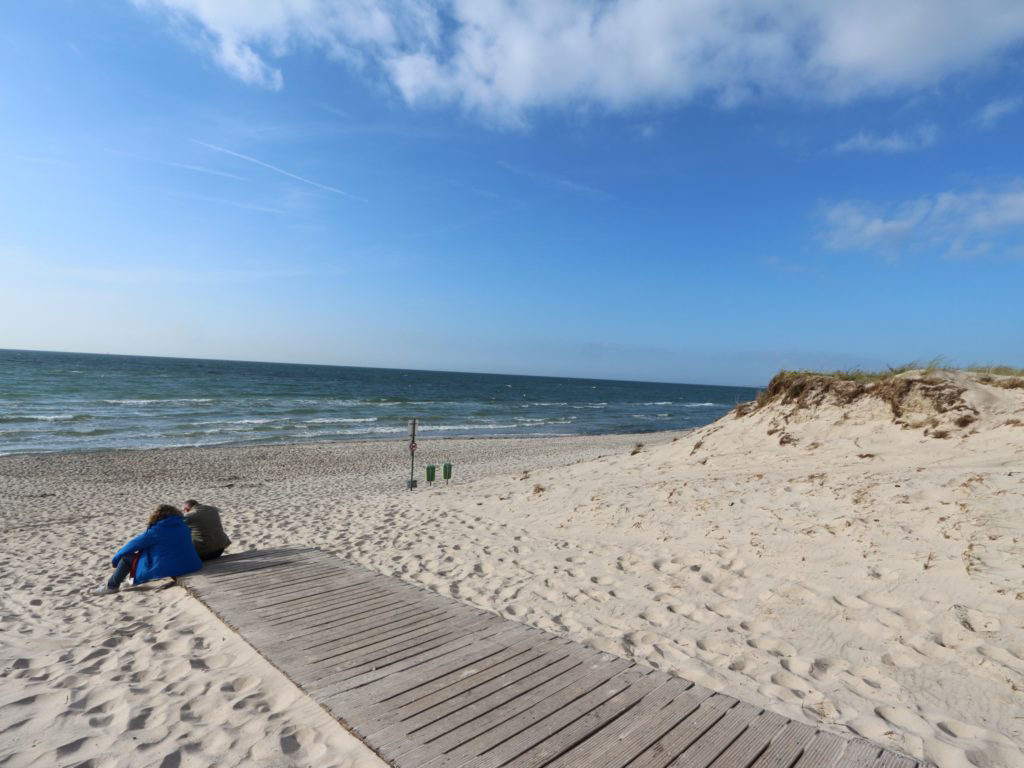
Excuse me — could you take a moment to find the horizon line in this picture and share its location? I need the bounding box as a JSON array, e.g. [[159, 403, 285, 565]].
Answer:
[[0, 346, 764, 390]]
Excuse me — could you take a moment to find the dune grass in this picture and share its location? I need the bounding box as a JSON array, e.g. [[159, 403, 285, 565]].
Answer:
[[772, 358, 946, 384], [967, 365, 1024, 377], [743, 360, 1024, 414]]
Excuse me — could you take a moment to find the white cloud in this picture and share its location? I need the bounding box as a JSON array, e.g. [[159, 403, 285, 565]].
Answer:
[[136, 0, 1024, 123], [835, 123, 938, 153], [821, 181, 1024, 258], [973, 96, 1023, 129]]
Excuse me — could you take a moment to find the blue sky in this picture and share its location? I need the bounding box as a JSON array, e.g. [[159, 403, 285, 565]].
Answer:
[[2, 1, 1023, 387]]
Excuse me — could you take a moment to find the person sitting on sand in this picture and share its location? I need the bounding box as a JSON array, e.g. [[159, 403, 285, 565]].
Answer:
[[92, 504, 202, 595], [183, 499, 231, 561]]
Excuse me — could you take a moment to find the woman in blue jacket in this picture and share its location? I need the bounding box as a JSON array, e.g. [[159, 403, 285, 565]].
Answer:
[[92, 504, 202, 595]]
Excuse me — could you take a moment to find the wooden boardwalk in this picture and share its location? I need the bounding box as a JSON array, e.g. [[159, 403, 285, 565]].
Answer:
[[181, 547, 923, 768]]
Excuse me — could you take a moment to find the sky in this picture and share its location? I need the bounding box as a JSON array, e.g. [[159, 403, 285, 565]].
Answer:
[[1, 1, 1023, 387]]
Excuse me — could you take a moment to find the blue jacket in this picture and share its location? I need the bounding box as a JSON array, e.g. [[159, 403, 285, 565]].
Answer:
[[112, 516, 202, 583]]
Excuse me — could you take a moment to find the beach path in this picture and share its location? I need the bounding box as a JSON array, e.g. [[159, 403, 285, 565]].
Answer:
[[181, 547, 925, 768]]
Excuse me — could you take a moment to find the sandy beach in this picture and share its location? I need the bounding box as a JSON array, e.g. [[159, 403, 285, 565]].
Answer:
[[2, 371, 1023, 768]]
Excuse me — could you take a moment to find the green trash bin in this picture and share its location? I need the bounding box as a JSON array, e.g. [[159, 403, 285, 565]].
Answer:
[[426, 464, 436, 483], [443, 463, 452, 482]]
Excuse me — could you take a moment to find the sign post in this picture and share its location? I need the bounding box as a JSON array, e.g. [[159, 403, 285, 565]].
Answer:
[[407, 419, 417, 489]]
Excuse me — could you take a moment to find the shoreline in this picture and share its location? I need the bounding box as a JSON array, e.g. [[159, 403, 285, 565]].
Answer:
[[0, 427, 689, 461]]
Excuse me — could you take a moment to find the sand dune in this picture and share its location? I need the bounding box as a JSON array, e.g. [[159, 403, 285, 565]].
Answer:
[[2, 374, 1023, 767]]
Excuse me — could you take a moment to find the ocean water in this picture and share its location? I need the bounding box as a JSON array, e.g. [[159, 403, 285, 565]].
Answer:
[[0, 350, 759, 455]]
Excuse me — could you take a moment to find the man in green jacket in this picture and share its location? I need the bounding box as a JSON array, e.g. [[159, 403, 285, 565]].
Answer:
[[182, 499, 231, 560]]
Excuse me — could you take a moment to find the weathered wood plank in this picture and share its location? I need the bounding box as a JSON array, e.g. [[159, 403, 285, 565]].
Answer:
[[367, 640, 576, 752], [835, 740, 888, 768], [391, 652, 591, 765], [327, 625, 543, 715], [257, 581, 387, 616], [420, 663, 645, 768], [626, 693, 737, 768], [746, 721, 818, 768], [311, 616, 511, 698], [792, 730, 852, 768], [401, 651, 622, 765], [180, 547, 926, 768], [664, 701, 761, 768], [705, 709, 789, 768], [548, 679, 709, 768]]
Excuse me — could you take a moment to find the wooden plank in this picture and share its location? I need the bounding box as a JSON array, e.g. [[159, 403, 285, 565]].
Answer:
[[706, 710, 790, 768], [282, 603, 436, 647], [392, 653, 589, 764], [254, 571, 379, 602], [180, 548, 919, 768], [328, 625, 543, 714], [308, 612, 505, 683], [257, 581, 386, 616], [217, 563, 349, 595], [664, 701, 760, 768], [285, 600, 431, 639], [874, 751, 918, 768], [201, 553, 332, 581], [791, 731, 850, 768], [311, 618, 520, 675], [747, 721, 818, 768], [260, 588, 398, 625], [471, 672, 670, 768], [421, 664, 645, 768], [311, 616, 511, 698], [367, 640, 575, 751], [303, 609, 460, 659], [627, 694, 737, 768], [397, 652, 619, 766], [547, 678, 708, 768], [835, 740, 886, 768]]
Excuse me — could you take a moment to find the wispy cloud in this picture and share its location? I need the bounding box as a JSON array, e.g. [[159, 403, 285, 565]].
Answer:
[[157, 188, 290, 215], [192, 140, 366, 201], [972, 96, 1023, 129], [820, 180, 1024, 259], [161, 161, 249, 182], [835, 123, 938, 154], [310, 100, 350, 119], [497, 161, 605, 198]]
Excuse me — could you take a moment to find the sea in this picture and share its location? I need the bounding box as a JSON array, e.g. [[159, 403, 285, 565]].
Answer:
[[0, 349, 759, 456]]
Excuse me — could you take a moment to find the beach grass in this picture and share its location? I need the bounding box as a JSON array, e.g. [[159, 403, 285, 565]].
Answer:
[[747, 358, 1006, 414]]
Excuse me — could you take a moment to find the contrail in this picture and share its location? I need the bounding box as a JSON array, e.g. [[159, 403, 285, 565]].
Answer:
[[192, 140, 366, 202]]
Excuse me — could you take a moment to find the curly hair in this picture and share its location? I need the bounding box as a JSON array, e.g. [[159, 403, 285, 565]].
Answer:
[[148, 504, 183, 527]]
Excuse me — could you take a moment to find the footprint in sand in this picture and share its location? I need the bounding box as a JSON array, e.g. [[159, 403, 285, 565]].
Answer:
[[875, 705, 933, 737], [747, 634, 797, 658], [640, 607, 672, 627], [653, 558, 683, 575], [770, 669, 818, 698], [882, 649, 921, 669]]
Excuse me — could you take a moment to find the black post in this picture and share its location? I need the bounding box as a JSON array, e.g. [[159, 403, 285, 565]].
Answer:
[[407, 419, 417, 490]]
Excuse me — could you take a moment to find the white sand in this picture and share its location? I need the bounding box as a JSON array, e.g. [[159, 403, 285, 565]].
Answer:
[[2, 372, 1023, 768]]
